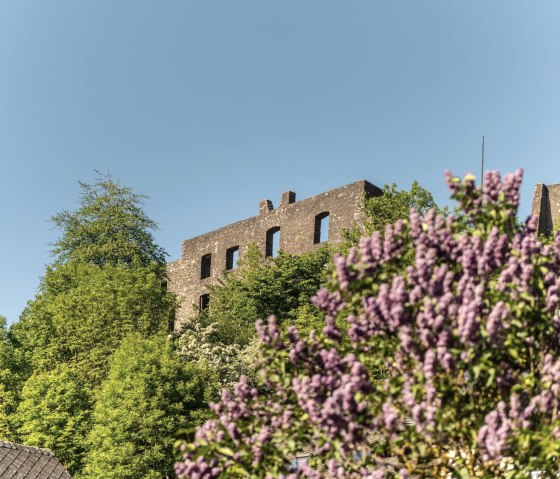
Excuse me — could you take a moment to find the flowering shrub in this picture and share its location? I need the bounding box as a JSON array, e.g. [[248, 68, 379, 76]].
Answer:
[[176, 318, 259, 392], [176, 169, 560, 478]]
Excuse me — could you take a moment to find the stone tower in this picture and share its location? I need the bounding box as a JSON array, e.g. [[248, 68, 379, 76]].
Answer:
[[531, 183, 560, 236]]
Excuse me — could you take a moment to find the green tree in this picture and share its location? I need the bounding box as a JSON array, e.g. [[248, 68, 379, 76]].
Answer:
[[8, 174, 176, 476], [194, 244, 331, 347], [362, 181, 441, 234], [12, 262, 175, 386], [83, 334, 213, 479], [0, 316, 29, 441], [12, 173, 174, 384], [50, 172, 166, 267], [15, 364, 91, 473], [176, 244, 331, 394], [345, 181, 443, 246]]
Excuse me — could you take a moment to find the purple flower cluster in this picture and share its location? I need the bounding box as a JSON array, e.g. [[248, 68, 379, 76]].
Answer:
[[446, 169, 522, 231], [477, 401, 513, 461], [284, 318, 374, 457]]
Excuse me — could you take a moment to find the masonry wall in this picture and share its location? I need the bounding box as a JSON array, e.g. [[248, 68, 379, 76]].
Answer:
[[531, 183, 560, 236], [167, 180, 382, 327]]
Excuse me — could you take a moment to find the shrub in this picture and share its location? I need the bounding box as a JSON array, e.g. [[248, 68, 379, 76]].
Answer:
[[176, 169, 560, 478]]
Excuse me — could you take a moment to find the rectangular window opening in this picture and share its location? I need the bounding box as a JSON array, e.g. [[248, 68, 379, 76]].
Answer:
[[199, 294, 210, 311], [200, 253, 212, 279], [314, 212, 330, 244], [266, 227, 281, 258], [226, 246, 239, 270]]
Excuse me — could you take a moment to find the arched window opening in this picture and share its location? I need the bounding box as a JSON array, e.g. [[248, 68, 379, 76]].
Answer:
[[199, 294, 210, 311], [226, 246, 239, 270], [314, 212, 330, 244], [200, 253, 212, 279], [266, 227, 281, 258]]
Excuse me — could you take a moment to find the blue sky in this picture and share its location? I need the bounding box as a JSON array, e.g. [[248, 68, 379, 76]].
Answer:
[[1, 1, 560, 324]]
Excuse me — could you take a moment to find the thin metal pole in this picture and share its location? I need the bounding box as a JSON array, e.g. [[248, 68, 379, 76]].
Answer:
[[481, 135, 485, 184]]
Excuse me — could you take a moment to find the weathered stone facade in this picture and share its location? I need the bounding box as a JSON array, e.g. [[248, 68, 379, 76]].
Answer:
[[531, 183, 560, 236], [167, 180, 382, 327]]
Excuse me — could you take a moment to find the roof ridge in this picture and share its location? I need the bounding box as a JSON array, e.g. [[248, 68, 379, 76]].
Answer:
[[0, 440, 55, 457]]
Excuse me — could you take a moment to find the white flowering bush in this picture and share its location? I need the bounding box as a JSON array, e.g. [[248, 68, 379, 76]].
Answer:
[[177, 318, 259, 392]]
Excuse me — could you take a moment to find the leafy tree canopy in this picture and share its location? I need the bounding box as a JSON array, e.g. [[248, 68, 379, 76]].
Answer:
[[0, 316, 29, 441], [11, 262, 175, 386], [175, 244, 331, 395], [194, 244, 332, 347], [83, 334, 214, 479], [15, 364, 91, 474], [50, 172, 167, 267], [345, 181, 443, 248], [362, 181, 442, 234]]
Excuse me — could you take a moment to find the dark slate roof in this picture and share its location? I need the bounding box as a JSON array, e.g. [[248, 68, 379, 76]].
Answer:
[[0, 441, 72, 479]]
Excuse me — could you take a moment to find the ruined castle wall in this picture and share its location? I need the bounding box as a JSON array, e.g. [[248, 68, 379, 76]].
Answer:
[[167, 180, 382, 327]]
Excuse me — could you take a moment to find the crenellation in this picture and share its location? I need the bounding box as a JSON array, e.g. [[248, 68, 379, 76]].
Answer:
[[280, 191, 296, 207], [259, 199, 274, 215]]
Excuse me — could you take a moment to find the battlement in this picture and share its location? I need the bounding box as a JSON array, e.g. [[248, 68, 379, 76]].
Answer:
[[166, 180, 382, 327]]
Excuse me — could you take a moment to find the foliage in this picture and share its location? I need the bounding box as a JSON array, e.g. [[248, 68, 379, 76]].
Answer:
[[363, 181, 442, 234], [82, 334, 213, 479], [0, 317, 15, 440], [176, 169, 560, 478], [345, 181, 443, 246], [195, 244, 331, 346], [11, 261, 175, 387], [50, 172, 167, 267], [0, 316, 29, 441], [15, 364, 91, 474], [176, 318, 260, 392], [175, 243, 331, 399]]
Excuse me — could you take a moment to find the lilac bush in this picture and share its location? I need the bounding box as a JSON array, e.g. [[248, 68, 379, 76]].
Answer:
[[176, 169, 560, 478]]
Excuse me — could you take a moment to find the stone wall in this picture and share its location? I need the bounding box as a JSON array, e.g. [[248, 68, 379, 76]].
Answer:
[[531, 183, 560, 236], [167, 180, 382, 327]]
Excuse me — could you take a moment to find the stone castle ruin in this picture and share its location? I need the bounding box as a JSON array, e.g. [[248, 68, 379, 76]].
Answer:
[[167, 180, 382, 327]]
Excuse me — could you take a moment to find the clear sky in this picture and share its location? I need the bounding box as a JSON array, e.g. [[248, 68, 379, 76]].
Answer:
[[1, 1, 560, 324]]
